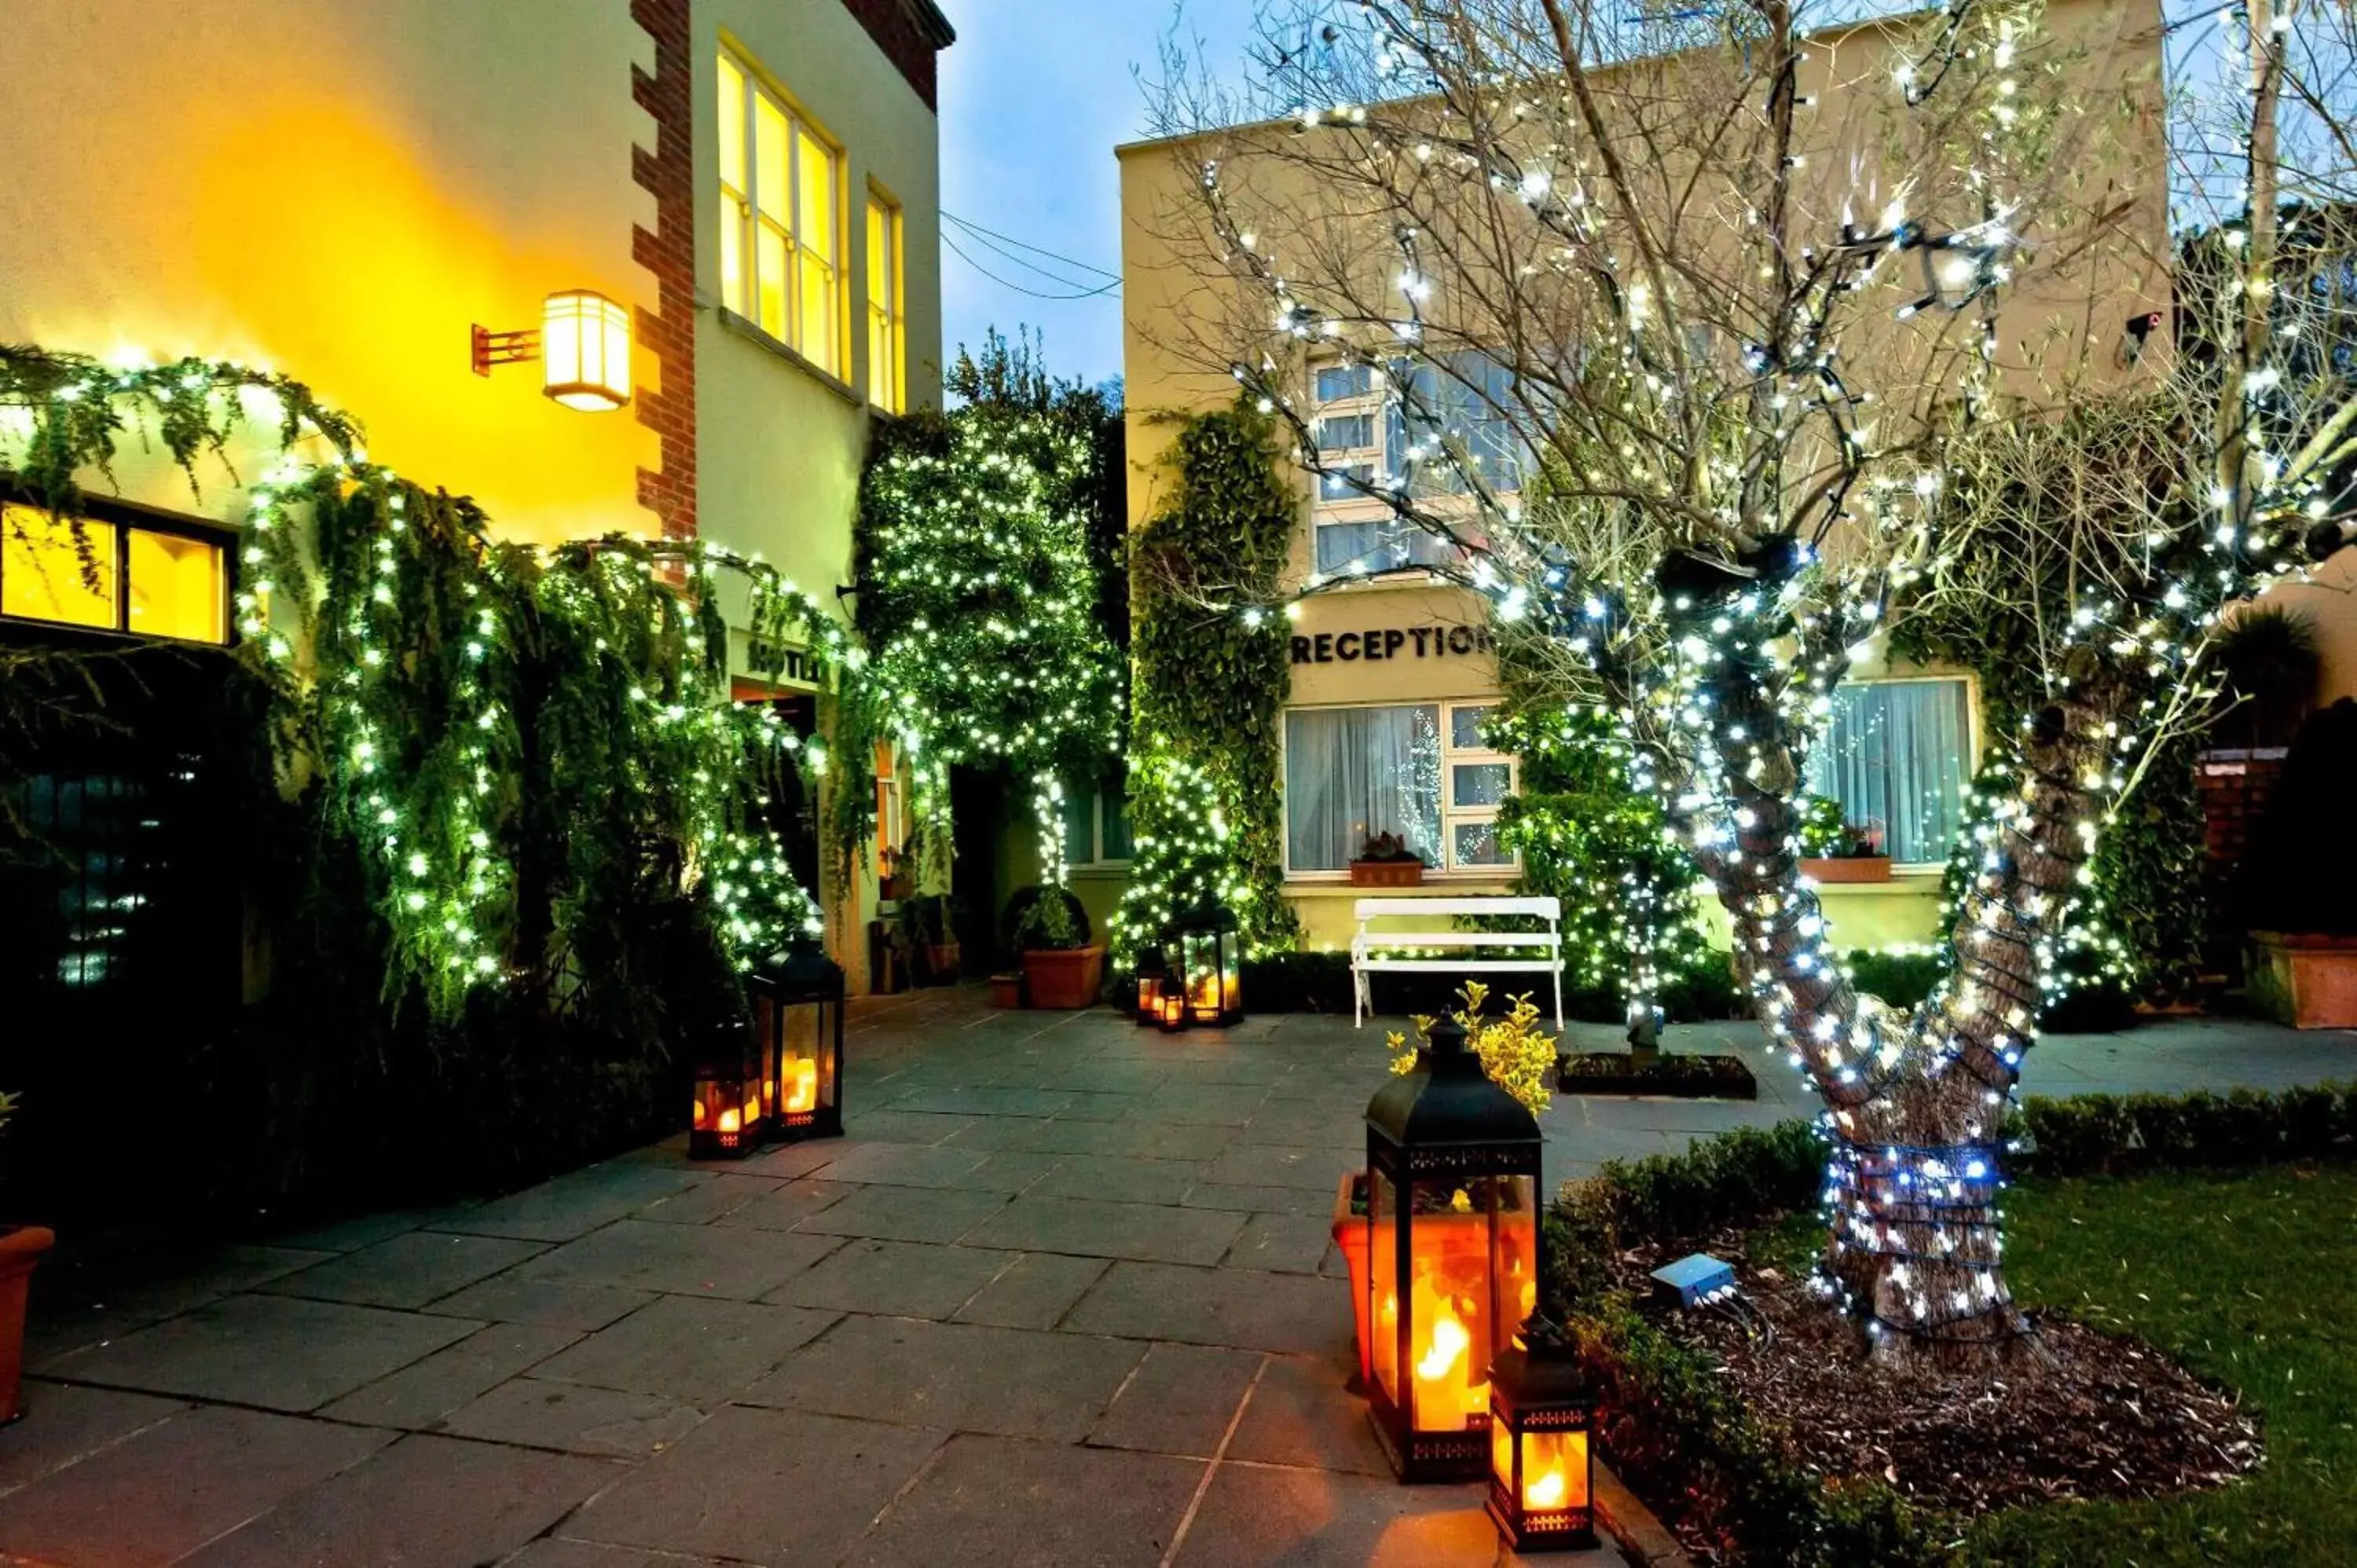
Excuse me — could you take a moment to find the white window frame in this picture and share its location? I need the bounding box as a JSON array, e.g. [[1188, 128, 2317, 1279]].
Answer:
[[866, 189, 905, 412], [1307, 359, 1448, 579], [1804, 673, 1981, 872], [1061, 774, 1132, 871], [717, 47, 843, 378], [1280, 698, 1520, 880]]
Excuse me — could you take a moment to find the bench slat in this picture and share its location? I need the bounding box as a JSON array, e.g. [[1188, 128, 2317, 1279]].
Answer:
[[1352, 932, 1560, 948], [1351, 896, 1560, 920], [1354, 958, 1563, 973]]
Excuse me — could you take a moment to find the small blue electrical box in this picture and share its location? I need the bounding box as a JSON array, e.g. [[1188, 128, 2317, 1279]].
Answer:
[[1651, 1252, 1736, 1307]]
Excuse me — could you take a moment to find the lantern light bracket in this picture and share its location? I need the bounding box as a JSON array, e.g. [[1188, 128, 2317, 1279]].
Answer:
[[472, 324, 542, 376]]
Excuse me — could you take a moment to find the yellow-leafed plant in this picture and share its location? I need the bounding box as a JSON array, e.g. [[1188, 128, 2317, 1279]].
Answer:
[[1385, 982, 1556, 1116]]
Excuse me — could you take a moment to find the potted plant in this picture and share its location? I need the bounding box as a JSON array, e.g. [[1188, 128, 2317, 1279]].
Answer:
[[900, 893, 962, 985], [1349, 830, 1428, 888], [1, 1090, 54, 1426], [1005, 884, 1103, 1009], [2242, 698, 2357, 1028], [1795, 794, 1890, 883]]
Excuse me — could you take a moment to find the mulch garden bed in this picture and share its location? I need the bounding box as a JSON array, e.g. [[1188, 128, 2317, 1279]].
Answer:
[[1619, 1233, 2262, 1522], [1556, 1051, 1759, 1099]]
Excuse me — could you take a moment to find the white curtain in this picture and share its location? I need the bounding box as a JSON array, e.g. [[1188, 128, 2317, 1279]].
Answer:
[[1286, 705, 1442, 870], [1803, 680, 1972, 864]]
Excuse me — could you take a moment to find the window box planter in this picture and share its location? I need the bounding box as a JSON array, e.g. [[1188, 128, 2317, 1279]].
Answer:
[[1, 1225, 55, 1425], [1800, 855, 1891, 884], [2246, 931, 2357, 1028], [1350, 859, 1425, 888], [1021, 946, 1104, 1009]]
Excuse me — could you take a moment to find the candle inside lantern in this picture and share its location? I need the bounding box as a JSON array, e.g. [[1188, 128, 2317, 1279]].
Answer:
[[784, 1057, 819, 1114], [692, 1098, 708, 1127], [1521, 1431, 1588, 1510], [717, 1106, 742, 1134], [1409, 1277, 1490, 1423]]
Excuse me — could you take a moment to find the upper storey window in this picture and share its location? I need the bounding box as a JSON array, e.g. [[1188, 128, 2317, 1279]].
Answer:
[[718, 50, 843, 379]]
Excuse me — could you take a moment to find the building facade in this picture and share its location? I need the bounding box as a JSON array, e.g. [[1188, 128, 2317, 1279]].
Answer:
[[0, 0, 953, 983], [1111, 0, 2191, 958]]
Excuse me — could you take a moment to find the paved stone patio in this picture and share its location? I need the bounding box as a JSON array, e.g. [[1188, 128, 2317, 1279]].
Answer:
[[3, 991, 2346, 1567]]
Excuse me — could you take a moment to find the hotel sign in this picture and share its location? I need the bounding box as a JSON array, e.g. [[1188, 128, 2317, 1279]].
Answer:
[[1288, 624, 1496, 664]]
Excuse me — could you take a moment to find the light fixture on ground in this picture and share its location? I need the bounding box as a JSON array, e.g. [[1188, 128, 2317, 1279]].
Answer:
[[689, 1015, 765, 1160], [1364, 1017, 1544, 1482], [1486, 1341, 1596, 1552], [1133, 950, 1171, 1026], [761, 943, 845, 1141], [1172, 902, 1243, 1027], [471, 289, 632, 411]]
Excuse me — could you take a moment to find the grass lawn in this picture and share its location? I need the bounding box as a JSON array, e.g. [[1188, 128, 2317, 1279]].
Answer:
[[1956, 1163, 2357, 1566]]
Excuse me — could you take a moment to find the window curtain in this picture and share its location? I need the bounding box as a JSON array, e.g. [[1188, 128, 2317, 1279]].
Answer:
[[1803, 681, 1972, 864], [1285, 705, 1442, 870]]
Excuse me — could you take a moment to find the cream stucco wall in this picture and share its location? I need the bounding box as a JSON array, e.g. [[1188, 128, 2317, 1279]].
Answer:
[[0, 0, 655, 544], [695, 0, 946, 623]]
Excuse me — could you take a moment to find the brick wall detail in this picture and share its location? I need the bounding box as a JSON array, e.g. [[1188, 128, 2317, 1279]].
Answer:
[[838, 0, 946, 110], [2196, 747, 2287, 970], [631, 0, 697, 541]]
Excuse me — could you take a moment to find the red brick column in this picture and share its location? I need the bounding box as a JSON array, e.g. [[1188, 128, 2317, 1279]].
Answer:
[[631, 0, 696, 542], [2195, 747, 2287, 974]]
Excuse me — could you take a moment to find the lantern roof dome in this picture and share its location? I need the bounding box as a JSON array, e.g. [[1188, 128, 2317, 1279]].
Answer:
[[1365, 1018, 1541, 1151], [762, 943, 845, 996]]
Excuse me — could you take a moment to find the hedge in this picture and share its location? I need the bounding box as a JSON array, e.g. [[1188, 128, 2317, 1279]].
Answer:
[[1551, 1082, 2353, 1565]]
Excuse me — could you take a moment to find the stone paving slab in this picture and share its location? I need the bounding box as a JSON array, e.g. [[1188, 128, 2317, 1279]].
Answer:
[[1227, 1353, 1394, 1477], [1087, 1341, 1264, 1457], [437, 1375, 706, 1457], [949, 1251, 1112, 1330], [1172, 1460, 1597, 1566], [1030, 1153, 1208, 1205], [174, 1432, 621, 1568], [519, 1218, 839, 1300], [0, 1405, 392, 1567], [0, 1382, 186, 1495], [317, 1321, 581, 1430], [962, 1192, 1249, 1266], [419, 1274, 654, 1332], [791, 1182, 1011, 1244], [260, 1229, 548, 1310], [1226, 1212, 1344, 1274], [629, 1173, 786, 1225], [1063, 1261, 1354, 1357], [38, 1294, 480, 1412], [529, 1292, 838, 1405], [744, 1314, 1147, 1442], [431, 1166, 705, 1244], [561, 1405, 944, 1564], [838, 1431, 1205, 1568], [771, 1237, 1019, 1319]]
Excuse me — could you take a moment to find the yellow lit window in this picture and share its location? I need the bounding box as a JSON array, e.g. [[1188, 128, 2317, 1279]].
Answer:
[[718, 46, 843, 379], [127, 529, 226, 643], [1, 503, 227, 644], [2, 506, 115, 629], [867, 194, 905, 412]]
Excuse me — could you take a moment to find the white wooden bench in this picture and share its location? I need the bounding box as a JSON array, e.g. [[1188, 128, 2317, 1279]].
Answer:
[[1350, 896, 1564, 1031]]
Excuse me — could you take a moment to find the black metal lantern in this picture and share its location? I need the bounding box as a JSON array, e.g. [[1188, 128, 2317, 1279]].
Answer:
[[1172, 903, 1242, 1027], [1133, 949, 1170, 1027], [1487, 1344, 1596, 1551], [759, 944, 845, 1141], [1364, 1017, 1544, 1482], [689, 1016, 764, 1160]]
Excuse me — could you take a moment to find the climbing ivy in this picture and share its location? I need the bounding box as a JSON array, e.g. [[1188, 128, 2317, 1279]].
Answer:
[[1116, 399, 1300, 959]]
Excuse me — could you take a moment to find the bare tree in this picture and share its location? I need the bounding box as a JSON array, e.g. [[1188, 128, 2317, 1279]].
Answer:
[[1140, 0, 2357, 1360]]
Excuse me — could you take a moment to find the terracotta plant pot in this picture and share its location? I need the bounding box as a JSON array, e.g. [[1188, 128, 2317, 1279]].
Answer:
[[1021, 946, 1104, 1009], [1332, 1171, 1372, 1390], [2247, 931, 2357, 1028], [1, 1225, 56, 1425], [1801, 855, 1891, 884], [989, 973, 1023, 1009], [1350, 859, 1425, 888]]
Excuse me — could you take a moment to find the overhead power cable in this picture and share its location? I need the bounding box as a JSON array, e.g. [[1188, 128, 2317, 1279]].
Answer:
[[943, 210, 1120, 280], [943, 233, 1120, 302]]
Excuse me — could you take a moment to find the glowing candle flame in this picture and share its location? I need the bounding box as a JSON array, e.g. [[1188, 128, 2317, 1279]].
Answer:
[[1525, 1467, 1566, 1509], [785, 1058, 819, 1113], [1417, 1310, 1470, 1383]]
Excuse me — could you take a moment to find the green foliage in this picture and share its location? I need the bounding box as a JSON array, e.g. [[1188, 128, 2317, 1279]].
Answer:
[[1485, 702, 1725, 1024], [2013, 1082, 2354, 1176], [853, 347, 1124, 788], [1118, 400, 1299, 958], [2209, 604, 2322, 748], [1842, 947, 1945, 1010], [1003, 881, 1091, 954]]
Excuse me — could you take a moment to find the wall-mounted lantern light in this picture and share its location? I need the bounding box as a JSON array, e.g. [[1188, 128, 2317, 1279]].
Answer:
[[471, 290, 632, 412]]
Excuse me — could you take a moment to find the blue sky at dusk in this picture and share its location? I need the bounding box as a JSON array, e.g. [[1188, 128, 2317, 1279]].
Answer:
[[937, 0, 1262, 390]]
